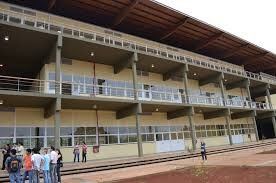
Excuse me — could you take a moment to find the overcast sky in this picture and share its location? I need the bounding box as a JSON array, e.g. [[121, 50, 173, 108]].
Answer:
[[156, 0, 276, 54]]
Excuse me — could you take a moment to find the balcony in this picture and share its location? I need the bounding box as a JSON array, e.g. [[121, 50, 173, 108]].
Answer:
[[1, 6, 275, 85], [0, 75, 272, 111]]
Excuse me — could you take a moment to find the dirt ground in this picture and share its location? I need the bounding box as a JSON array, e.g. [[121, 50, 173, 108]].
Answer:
[[112, 166, 276, 183]]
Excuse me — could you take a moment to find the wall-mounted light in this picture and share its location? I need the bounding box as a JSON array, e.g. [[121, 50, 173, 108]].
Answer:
[[151, 64, 155, 68], [4, 36, 9, 41], [57, 30, 61, 33], [155, 108, 159, 112], [224, 79, 227, 82], [90, 52, 94, 57], [0, 100, 3, 105], [193, 73, 197, 76], [0, 64, 3, 67]]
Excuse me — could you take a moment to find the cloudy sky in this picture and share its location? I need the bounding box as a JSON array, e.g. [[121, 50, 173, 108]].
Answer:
[[156, 0, 276, 54]]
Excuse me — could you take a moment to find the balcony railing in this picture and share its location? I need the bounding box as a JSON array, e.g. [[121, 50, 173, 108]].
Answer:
[[1, 7, 276, 85], [0, 75, 272, 110]]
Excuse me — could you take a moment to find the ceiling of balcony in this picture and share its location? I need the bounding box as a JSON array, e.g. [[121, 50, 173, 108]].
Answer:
[[3, 0, 276, 75]]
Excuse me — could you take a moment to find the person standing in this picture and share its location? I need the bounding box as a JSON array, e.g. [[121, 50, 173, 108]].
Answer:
[[81, 141, 87, 163], [73, 142, 80, 163], [200, 141, 207, 161], [5, 149, 22, 183], [17, 143, 24, 158], [42, 148, 51, 183], [2, 144, 11, 170], [23, 148, 33, 183], [31, 148, 44, 183], [50, 146, 58, 183], [56, 149, 63, 183]]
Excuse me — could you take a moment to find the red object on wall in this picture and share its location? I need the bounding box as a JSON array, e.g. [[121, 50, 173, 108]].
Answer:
[[93, 145, 99, 153]]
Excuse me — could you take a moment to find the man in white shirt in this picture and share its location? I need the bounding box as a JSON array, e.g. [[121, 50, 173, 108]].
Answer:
[[50, 146, 58, 183], [31, 148, 44, 183], [17, 143, 24, 157]]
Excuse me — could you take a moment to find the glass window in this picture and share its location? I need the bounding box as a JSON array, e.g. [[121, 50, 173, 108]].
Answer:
[[0, 127, 14, 137], [128, 135, 137, 142], [60, 137, 72, 147], [60, 127, 72, 136], [86, 136, 96, 145], [0, 138, 13, 148], [16, 127, 30, 137], [109, 135, 118, 144], [196, 132, 201, 138], [31, 138, 44, 148], [74, 136, 85, 145], [86, 127, 96, 135], [184, 132, 190, 139], [171, 133, 177, 140], [31, 127, 45, 136], [47, 137, 55, 147], [46, 128, 54, 136], [155, 126, 170, 132], [156, 134, 163, 141], [146, 134, 154, 141], [163, 133, 170, 140], [108, 127, 118, 135], [74, 127, 85, 135], [119, 127, 128, 134], [128, 127, 137, 134], [98, 127, 108, 135], [99, 136, 108, 144], [119, 135, 128, 143]]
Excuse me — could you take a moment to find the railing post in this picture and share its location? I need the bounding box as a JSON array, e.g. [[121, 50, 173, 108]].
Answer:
[[17, 79, 20, 91]]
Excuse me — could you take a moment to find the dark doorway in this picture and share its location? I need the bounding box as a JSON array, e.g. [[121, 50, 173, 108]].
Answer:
[[257, 118, 275, 140]]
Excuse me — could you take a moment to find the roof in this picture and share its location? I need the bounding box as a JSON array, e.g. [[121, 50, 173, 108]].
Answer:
[[4, 0, 276, 75]]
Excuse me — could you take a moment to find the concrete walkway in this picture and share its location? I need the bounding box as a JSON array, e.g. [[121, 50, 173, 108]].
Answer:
[[61, 143, 276, 183]]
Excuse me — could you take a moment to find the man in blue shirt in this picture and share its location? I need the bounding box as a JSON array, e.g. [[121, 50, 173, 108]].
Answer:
[[201, 141, 207, 161], [42, 148, 51, 183], [5, 149, 22, 183]]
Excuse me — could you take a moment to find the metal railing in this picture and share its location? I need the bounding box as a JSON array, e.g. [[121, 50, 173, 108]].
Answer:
[[1, 7, 276, 85], [0, 75, 55, 93], [0, 75, 272, 110]]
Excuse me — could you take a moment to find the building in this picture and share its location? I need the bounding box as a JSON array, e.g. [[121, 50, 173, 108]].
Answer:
[[0, 0, 276, 162]]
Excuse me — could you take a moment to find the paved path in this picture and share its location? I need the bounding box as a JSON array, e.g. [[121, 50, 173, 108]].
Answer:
[[61, 144, 276, 183]]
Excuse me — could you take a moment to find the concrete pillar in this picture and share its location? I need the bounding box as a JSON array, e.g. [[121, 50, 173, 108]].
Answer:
[[182, 64, 196, 150], [271, 117, 276, 137], [182, 64, 189, 103], [218, 73, 233, 145], [131, 52, 143, 157], [55, 34, 62, 95], [54, 103, 61, 149], [265, 85, 273, 109], [54, 35, 62, 149], [245, 80, 259, 141], [264, 85, 276, 138]]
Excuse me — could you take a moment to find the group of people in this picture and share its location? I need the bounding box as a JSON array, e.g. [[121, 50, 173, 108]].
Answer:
[[2, 144, 63, 183]]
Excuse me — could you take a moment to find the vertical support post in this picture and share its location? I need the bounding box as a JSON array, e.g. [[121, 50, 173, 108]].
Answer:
[[218, 73, 233, 145], [54, 99, 61, 149], [131, 52, 143, 157], [182, 64, 196, 150], [265, 84, 273, 109], [54, 35, 62, 149], [182, 64, 189, 104], [265, 84, 276, 137], [245, 79, 259, 141]]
